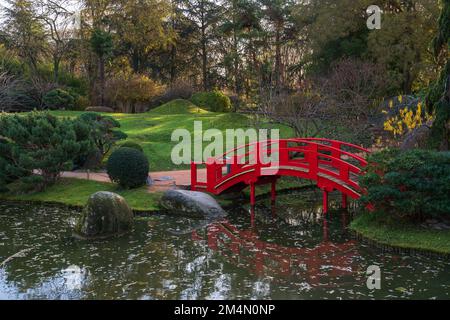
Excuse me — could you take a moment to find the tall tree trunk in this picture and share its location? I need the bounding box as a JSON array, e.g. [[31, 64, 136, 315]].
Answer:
[[170, 44, 177, 84], [132, 50, 140, 73], [99, 56, 105, 106], [201, 25, 208, 91], [53, 57, 60, 84], [233, 31, 240, 96], [274, 25, 282, 94], [200, 1, 208, 91]]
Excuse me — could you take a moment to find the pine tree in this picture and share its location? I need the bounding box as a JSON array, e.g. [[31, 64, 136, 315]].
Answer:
[[0, 111, 94, 191]]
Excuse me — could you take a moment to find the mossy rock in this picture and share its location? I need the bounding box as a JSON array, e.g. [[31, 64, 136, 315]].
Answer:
[[74, 191, 134, 239], [160, 189, 227, 219]]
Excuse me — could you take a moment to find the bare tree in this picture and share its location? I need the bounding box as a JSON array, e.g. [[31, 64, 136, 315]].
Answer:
[[27, 75, 58, 109], [258, 59, 388, 145], [36, 0, 77, 83], [318, 58, 386, 122], [259, 84, 324, 137]]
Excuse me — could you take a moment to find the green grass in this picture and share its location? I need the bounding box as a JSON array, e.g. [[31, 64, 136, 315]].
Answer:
[[50, 100, 293, 171], [350, 213, 450, 254], [0, 178, 161, 212]]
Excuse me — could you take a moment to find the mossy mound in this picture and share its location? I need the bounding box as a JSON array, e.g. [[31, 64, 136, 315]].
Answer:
[[150, 99, 208, 115]]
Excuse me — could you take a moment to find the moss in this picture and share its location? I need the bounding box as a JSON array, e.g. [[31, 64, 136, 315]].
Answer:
[[350, 212, 450, 255]]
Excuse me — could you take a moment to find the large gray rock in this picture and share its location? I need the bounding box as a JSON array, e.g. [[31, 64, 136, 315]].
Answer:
[[74, 191, 134, 239], [160, 189, 227, 219]]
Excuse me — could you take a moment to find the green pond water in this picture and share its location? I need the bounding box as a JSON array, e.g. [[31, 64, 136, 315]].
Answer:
[[0, 190, 449, 300]]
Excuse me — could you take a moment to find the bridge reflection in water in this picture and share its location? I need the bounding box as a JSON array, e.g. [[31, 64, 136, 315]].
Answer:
[[192, 208, 362, 287]]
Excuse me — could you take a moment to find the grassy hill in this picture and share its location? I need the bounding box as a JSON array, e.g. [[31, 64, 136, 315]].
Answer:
[[150, 99, 209, 115], [50, 99, 293, 171]]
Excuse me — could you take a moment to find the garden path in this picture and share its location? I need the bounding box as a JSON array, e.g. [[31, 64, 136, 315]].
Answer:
[[60, 169, 206, 193]]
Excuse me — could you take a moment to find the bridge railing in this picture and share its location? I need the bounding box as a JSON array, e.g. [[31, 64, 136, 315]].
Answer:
[[191, 138, 370, 196]]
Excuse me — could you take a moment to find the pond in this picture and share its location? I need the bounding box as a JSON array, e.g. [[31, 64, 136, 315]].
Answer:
[[0, 190, 449, 300]]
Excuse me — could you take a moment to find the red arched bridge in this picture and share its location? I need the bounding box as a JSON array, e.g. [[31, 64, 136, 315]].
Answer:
[[191, 138, 370, 213]]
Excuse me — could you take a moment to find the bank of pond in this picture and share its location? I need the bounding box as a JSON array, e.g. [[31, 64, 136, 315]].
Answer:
[[1, 189, 449, 300]]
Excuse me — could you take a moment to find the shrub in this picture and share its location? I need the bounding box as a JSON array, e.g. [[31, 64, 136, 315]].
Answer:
[[120, 141, 144, 153], [190, 90, 232, 112], [0, 111, 94, 191], [107, 147, 149, 189], [43, 88, 75, 110], [359, 149, 450, 221], [106, 74, 162, 113]]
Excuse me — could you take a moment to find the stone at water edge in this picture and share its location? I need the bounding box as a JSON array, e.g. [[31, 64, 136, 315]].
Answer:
[[160, 189, 227, 219], [74, 191, 134, 239]]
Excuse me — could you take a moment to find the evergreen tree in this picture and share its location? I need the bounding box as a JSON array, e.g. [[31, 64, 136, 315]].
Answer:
[[90, 28, 113, 105], [181, 0, 222, 90], [0, 111, 94, 191], [1, 0, 47, 73], [427, 0, 450, 150]]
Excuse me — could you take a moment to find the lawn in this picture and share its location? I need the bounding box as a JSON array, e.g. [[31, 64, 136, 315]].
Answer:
[[0, 100, 296, 212], [350, 213, 450, 255], [0, 178, 161, 212], [51, 99, 294, 171]]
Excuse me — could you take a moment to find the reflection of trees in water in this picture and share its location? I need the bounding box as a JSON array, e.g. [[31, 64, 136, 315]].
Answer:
[[5, 202, 446, 299], [1, 202, 364, 299], [192, 208, 363, 290]]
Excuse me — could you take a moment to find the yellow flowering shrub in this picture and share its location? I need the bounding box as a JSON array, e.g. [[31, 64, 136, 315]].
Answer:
[[383, 97, 433, 137]]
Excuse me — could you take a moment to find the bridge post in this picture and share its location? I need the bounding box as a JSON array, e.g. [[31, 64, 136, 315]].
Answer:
[[342, 193, 348, 209], [250, 182, 256, 206], [271, 180, 277, 203], [190, 162, 197, 191], [250, 182, 256, 207], [322, 189, 329, 214]]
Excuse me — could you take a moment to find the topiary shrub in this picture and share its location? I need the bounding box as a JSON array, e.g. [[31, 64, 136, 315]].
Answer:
[[120, 141, 144, 153], [107, 147, 149, 189], [43, 88, 75, 110], [190, 90, 232, 112], [359, 149, 450, 221]]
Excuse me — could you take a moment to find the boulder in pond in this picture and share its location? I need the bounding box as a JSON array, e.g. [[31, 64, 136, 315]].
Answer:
[[160, 189, 227, 219], [74, 191, 134, 239]]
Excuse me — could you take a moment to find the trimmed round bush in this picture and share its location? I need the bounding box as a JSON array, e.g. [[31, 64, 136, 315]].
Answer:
[[190, 90, 232, 112], [107, 147, 149, 189], [120, 141, 144, 153], [43, 88, 75, 110]]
